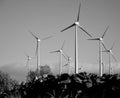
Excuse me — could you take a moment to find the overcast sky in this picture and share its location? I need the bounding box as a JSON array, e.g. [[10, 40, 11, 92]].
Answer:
[[0, 0, 120, 81]]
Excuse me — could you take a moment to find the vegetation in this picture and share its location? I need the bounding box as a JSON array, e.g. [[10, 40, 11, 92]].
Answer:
[[0, 70, 19, 98], [1, 69, 120, 98], [1, 64, 120, 98]]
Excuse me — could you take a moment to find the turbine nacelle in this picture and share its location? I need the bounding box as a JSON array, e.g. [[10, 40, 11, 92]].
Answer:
[[88, 37, 103, 41], [102, 50, 110, 53]]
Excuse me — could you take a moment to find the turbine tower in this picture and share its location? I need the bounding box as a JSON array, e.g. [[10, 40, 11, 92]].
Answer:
[[29, 31, 53, 74], [102, 42, 117, 74], [61, 2, 92, 74], [88, 26, 109, 76], [50, 41, 66, 75], [102, 62, 105, 74]]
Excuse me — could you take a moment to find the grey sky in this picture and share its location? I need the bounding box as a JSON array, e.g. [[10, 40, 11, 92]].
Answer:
[[0, 0, 120, 81]]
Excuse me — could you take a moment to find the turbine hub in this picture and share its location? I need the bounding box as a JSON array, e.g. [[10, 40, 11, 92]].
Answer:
[[75, 22, 79, 26], [109, 50, 112, 53], [68, 57, 71, 61], [60, 50, 62, 53], [100, 38, 103, 41], [29, 57, 31, 60], [38, 39, 41, 42]]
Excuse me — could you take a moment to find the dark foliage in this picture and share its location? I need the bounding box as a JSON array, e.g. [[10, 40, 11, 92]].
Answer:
[[2, 72, 120, 98]]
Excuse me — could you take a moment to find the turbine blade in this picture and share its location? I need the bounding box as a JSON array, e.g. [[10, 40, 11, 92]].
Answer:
[[111, 52, 117, 62], [77, 2, 81, 22], [78, 26, 92, 37], [29, 31, 38, 40], [102, 50, 108, 52], [101, 42, 107, 50], [101, 26, 109, 38], [62, 53, 67, 60], [61, 40, 65, 50], [61, 23, 75, 32], [50, 50, 59, 53], [42, 35, 53, 41], [64, 63, 68, 66], [111, 41, 115, 50], [63, 50, 69, 58], [87, 38, 99, 40]]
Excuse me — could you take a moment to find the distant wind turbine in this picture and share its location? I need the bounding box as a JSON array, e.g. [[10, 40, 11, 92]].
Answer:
[[24, 52, 34, 74], [29, 31, 53, 73], [61, 2, 92, 74], [88, 26, 109, 76], [102, 41, 117, 74], [50, 41, 66, 75], [63, 52, 72, 74]]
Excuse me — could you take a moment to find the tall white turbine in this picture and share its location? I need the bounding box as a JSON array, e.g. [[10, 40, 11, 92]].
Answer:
[[29, 31, 53, 73], [88, 26, 109, 76], [50, 41, 66, 75], [102, 42, 117, 74], [61, 2, 92, 74]]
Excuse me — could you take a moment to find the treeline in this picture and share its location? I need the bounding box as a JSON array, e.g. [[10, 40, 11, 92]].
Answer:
[[0, 70, 18, 98], [1, 71, 120, 98]]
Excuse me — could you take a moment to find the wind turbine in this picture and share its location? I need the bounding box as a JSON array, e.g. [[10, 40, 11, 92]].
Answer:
[[88, 26, 109, 76], [102, 42, 117, 74], [50, 41, 66, 75], [63, 52, 72, 74], [29, 31, 53, 73], [61, 2, 92, 74], [24, 52, 34, 75], [25, 54, 32, 72]]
